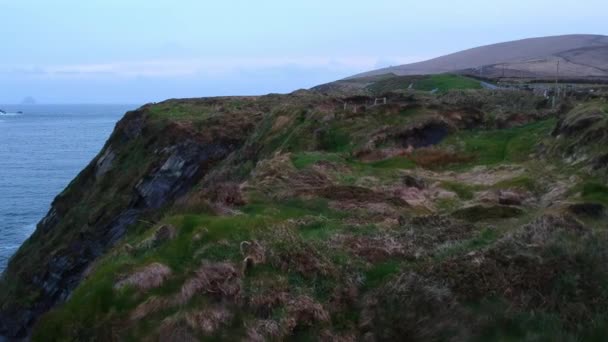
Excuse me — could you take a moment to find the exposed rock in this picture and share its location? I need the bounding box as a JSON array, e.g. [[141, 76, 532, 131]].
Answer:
[[95, 147, 116, 179], [118, 109, 146, 140], [136, 140, 233, 209]]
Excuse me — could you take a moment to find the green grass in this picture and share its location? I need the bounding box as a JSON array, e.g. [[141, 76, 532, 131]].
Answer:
[[413, 74, 482, 92], [582, 182, 608, 205], [440, 119, 556, 169], [364, 75, 422, 94], [291, 152, 344, 170], [368, 156, 416, 169], [298, 219, 343, 241], [146, 102, 213, 121], [33, 197, 343, 340], [364, 260, 401, 290], [317, 125, 352, 152], [34, 253, 141, 340]]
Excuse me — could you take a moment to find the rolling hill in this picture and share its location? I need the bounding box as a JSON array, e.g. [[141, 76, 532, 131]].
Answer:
[[351, 34, 608, 80]]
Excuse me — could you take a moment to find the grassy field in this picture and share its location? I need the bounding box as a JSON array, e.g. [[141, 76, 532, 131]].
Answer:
[[413, 74, 482, 92]]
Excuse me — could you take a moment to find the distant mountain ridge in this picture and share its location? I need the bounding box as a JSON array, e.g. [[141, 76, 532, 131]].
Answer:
[[350, 34, 608, 80]]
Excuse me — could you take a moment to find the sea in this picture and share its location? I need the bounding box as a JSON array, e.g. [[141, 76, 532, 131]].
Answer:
[[0, 104, 137, 273]]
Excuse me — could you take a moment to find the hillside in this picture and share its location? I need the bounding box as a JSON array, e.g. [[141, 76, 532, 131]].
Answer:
[[1, 79, 608, 340], [351, 34, 608, 81]]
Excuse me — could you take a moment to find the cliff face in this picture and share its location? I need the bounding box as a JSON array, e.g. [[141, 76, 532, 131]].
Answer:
[[0, 101, 256, 337], [1, 81, 608, 340]]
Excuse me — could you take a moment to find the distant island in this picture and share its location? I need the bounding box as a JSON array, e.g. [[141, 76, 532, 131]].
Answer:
[[20, 96, 37, 105]]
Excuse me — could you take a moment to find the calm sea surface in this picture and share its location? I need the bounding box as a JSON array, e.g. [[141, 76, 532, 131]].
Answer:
[[0, 104, 136, 272]]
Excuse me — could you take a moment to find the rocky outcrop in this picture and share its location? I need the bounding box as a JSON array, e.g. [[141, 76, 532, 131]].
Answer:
[[134, 140, 234, 209], [95, 147, 115, 179]]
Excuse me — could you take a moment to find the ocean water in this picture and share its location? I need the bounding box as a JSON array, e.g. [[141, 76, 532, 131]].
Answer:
[[0, 104, 136, 272]]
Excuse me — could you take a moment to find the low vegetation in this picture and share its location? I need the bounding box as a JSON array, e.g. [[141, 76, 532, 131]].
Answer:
[[2, 75, 608, 341]]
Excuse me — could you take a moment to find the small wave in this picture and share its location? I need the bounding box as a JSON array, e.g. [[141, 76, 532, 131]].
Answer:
[[0, 113, 22, 116], [0, 245, 20, 251]]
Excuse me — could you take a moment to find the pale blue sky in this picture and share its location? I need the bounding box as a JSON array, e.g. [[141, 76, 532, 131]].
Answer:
[[1, 0, 606, 103]]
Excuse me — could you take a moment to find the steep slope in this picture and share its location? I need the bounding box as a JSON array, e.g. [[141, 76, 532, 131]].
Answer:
[[2, 83, 608, 340], [351, 34, 608, 80], [0, 99, 261, 337]]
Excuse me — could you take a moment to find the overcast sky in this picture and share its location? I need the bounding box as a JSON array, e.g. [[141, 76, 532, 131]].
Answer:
[[1, 0, 606, 104]]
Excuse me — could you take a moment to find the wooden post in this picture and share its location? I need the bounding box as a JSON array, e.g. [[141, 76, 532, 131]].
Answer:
[[553, 60, 560, 108]]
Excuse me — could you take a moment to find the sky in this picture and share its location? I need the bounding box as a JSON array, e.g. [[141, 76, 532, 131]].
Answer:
[[0, 0, 606, 104]]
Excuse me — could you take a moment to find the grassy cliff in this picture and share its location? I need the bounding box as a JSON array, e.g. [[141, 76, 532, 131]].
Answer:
[[2, 77, 608, 340]]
